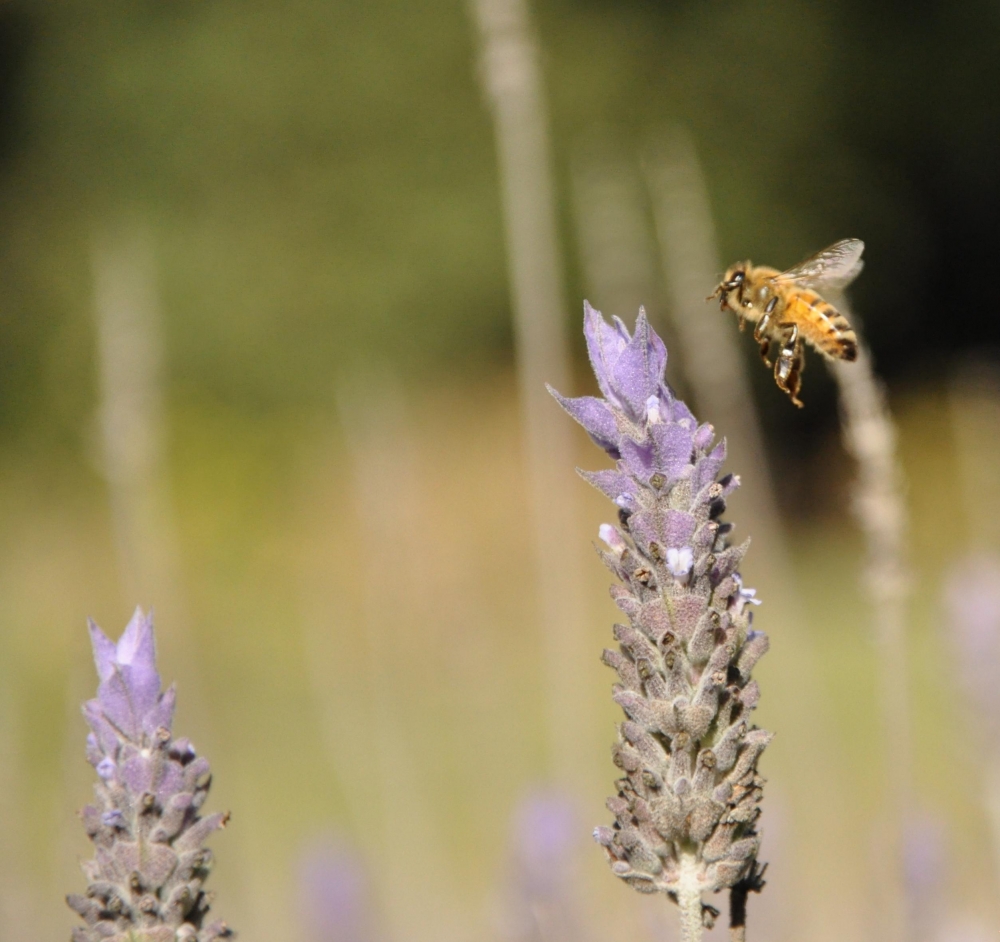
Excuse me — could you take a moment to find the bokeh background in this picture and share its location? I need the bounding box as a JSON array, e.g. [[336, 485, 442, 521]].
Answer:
[[1, 2, 1000, 941]]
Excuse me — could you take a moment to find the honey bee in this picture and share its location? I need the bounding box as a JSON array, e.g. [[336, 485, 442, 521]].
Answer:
[[708, 238, 864, 407]]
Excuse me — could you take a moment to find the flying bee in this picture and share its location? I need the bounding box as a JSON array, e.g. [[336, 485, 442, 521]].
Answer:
[[708, 238, 864, 407]]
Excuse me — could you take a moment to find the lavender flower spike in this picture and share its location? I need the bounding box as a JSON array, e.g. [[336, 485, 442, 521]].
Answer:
[[68, 608, 233, 942], [549, 303, 771, 942]]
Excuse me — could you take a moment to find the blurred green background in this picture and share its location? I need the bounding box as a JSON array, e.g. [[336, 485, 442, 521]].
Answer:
[[1, 2, 999, 941]]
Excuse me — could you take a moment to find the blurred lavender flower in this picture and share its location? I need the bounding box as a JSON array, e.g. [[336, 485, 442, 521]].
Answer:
[[943, 552, 1000, 896], [944, 553, 1000, 746], [68, 608, 232, 942], [549, 304, 771, 942], [298, 838, 378, 942], [500, 790, 581, 942], [902, 812, 948, 942]]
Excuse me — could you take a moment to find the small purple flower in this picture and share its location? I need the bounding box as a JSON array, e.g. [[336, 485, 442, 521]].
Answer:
[[666, 547, 694, 579], [95, 757, 116, 782], [101, 809, 125, 829], [68, 609, 232, 942], [732, 574, 763, 614], [599, 524, 628, 558]]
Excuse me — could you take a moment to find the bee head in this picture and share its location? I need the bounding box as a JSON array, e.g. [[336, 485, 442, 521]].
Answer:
[[709, 265, 748, 309]]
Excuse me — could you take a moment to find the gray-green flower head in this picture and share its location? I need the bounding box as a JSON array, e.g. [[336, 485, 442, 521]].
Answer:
[[549, 303, 771, 909], [68, 609, 233, 942]]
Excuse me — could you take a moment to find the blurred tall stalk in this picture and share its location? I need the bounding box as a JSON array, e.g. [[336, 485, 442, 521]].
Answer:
[[643, 129, 791, 577], [90, 223, 220, 782], [570, 139, 659, 324], [829, 323, 912, 942], [0, 694, 42, 942], [91, 226, 185, 617], [301, 373, 470, 942], [947, 360, 1000, 893], [469, 0, 590, 783], [89, 224, 233, 913]]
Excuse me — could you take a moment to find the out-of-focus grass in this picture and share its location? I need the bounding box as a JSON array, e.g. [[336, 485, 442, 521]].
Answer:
[[0, 370, 996, 941], [4, 0, 997, 446]]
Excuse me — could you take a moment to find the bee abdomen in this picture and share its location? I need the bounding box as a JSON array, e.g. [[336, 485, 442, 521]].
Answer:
[[800, 297, 858, 360], [838, 335, 858, 361], [827, 310, 857, 360]]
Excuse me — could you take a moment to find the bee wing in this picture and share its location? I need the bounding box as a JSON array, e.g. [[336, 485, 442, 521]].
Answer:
[[774, 238, 865, 291]]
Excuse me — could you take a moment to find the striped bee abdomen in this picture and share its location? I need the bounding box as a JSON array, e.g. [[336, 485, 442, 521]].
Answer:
[[785, 291, 858, 361]]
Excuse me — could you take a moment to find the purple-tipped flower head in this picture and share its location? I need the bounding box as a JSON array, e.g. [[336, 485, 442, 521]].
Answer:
[[550, 304, 770, 913], [69, 609, 232, 942], [85, 609, 175, 753]]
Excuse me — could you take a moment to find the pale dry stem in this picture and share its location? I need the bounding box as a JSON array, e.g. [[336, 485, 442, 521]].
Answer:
[[677, 853, 704, 942], [830, 329, 912, 942]]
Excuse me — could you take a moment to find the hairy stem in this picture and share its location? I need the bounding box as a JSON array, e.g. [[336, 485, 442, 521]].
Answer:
[[830, 328, 911, 942], [677, 853, 704, 942], [468, 0, 590, 784]]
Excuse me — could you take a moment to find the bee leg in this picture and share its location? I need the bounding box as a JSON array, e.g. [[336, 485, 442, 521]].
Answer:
[[773, 330, 805, 407], [708, 279, 743, 305], [774, 339, 805, 408], [737, 312, 746, 332], [785, 346, 805, 408], [753, 312, 772, 343], [709, 286, 731, 312], [758, 338, 772, 367]]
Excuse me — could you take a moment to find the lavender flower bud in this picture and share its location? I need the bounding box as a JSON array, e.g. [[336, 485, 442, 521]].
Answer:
[[68, 608, 233, 942], [549, 304, 771, 910]]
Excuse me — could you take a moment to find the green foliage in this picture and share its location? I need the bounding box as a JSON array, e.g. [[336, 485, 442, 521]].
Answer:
[[1, 0, 999, 439]]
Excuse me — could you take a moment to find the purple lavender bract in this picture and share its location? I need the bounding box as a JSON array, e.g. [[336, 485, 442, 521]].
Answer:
[[68, 609, 232, 942], [549, 303, 770, 914]]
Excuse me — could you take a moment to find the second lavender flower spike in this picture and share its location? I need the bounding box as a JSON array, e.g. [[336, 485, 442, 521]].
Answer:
[[549, 304, 771, 942], [68, 609, 232, 942]]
